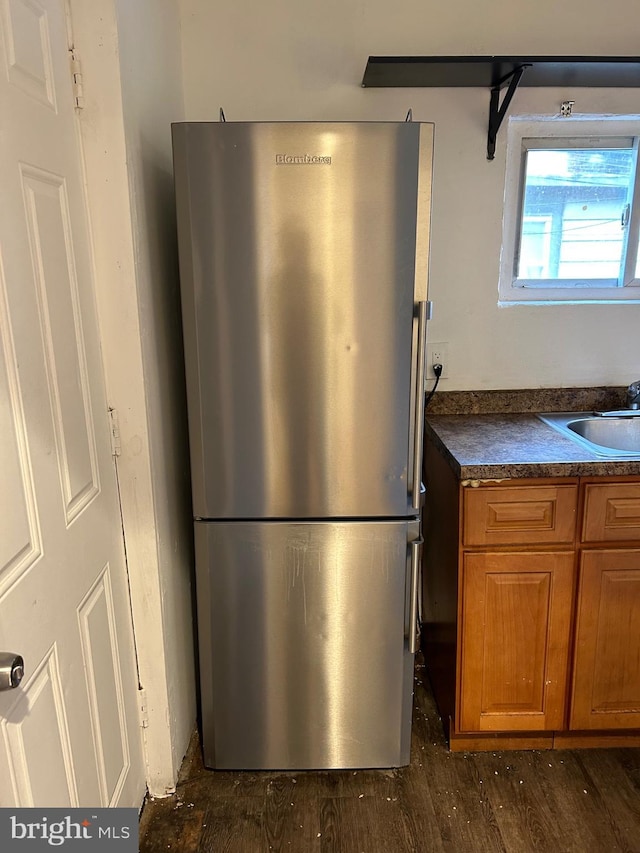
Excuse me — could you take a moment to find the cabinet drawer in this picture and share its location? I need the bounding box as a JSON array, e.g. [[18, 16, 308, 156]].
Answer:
[[463, 485, 578, 547], [582, 483, 640, 543]]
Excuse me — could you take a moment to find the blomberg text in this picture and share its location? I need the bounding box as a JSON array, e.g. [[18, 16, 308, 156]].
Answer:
[[275, 154, 331, 165]]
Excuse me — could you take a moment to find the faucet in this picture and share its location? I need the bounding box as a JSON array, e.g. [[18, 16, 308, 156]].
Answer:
[[627, 380, 640, 410]]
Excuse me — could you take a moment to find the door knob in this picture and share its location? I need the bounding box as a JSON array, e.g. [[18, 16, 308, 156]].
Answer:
[[0, 653, 24, 691]]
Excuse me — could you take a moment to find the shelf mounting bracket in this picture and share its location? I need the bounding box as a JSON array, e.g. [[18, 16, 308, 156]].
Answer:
[[487, 64, 530, 161]]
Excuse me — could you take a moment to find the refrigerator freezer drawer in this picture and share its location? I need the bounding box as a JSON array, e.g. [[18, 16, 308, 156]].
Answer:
[[195, 519, 419, 770]]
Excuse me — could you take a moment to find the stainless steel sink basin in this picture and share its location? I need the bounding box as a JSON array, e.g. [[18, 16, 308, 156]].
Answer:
[[568, 416, 640, 452], [538, 412, 640, 457]]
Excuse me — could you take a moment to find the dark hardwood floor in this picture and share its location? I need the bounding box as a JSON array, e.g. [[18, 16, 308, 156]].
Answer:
[[139, 660, 640, 852]]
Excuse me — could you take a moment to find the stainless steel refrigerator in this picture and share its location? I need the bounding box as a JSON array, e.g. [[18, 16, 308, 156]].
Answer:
[[172, 120, 434, 770]]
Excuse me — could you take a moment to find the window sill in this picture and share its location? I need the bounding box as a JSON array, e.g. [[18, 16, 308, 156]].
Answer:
[[499, 296, 640, 306]]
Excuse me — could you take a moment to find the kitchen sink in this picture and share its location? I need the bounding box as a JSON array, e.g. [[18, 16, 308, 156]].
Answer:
[[538, 412, 640, 457]]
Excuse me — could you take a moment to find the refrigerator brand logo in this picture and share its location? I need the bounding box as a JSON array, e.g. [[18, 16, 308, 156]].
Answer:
[[275, 154, 332, 165]]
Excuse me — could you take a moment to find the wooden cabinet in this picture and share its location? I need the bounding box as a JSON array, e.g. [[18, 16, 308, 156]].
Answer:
[[460, 551, 574, 732], [570, 482, 640, 731], [458, 481, 578, 736], [422, 459, 640, 751], [571, 549, 640, 730]]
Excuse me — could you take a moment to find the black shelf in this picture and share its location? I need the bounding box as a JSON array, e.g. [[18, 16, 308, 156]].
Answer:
[[362, 56, 640, 160], [362, 56, 640, 89]]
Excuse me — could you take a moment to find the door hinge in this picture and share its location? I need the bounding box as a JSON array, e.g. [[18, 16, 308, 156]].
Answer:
[[139, 688, 149, 729], [68, 48, 84, 109], [108, 407, 121, 458]]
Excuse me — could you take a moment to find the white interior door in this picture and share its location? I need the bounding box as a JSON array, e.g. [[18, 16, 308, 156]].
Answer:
[[0, 0, 146, 807]]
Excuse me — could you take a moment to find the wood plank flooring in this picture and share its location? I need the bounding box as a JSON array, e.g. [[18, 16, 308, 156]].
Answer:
[[139, 660, 640, 852]]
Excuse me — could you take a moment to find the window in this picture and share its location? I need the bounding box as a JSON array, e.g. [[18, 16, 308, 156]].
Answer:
[[499, 118, 640, 303]]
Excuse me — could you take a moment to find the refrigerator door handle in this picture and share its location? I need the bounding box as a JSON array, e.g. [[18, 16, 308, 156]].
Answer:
[[408, 536, 424, 654], [411, 301, 429, 511]]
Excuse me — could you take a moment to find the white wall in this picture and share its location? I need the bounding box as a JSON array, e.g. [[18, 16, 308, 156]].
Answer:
[[178, 0, 640, 390], [70, 0, 195, 797], [114, 0, 196, 792]]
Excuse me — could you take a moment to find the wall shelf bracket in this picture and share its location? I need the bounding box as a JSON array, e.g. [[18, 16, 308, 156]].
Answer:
[[362, 56, 640, 160], [487, 65, 530, 160]]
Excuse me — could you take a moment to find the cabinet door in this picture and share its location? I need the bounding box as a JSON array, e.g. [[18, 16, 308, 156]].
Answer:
[[459, 552, 575, 733], [570, 550, 640, 730]]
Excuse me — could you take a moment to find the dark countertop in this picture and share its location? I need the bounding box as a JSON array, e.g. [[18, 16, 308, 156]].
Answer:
[[425, 412, 640, 480]]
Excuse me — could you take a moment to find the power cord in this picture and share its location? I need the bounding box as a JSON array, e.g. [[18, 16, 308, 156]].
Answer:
[[424, 362, 442, 409]]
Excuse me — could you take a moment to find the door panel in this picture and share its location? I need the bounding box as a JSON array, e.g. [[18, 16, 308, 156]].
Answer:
[[195, 519, 418, 769], [0, 264, 42, 592], [459, 551, 575, 733], [0, 0, 144, 807], [2, 647, 77, 807], [2, 0, 57, 108], [571, 550, 640, 729], [174, 122, 434, 520], [21, 164, 100, 520]]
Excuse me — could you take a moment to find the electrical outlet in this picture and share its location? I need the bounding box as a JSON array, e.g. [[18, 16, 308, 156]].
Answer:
[[426, 342, 449, 379]]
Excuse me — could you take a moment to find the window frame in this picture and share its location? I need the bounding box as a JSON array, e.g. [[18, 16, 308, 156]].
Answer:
[[499, 116, 640, 304]]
